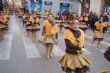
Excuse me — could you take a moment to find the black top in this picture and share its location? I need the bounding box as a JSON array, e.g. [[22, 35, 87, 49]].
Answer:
[[65, 28, 81, 54], [69, 29, 81, 38]]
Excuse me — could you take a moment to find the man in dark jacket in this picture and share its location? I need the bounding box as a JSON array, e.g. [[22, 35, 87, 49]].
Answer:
[[91, 12, 98, 31], [103, 13, 109, 22]]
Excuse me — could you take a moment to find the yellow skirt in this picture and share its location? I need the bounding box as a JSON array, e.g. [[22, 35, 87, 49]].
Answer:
[[59, 53, 91, 70], [98, 69, 110, 73], [93, 31, 104, 39], [39, 35, 56, 44], [79, 24, 88, 28]]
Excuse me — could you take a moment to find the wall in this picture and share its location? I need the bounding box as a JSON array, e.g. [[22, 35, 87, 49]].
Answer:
[[42, 0, 60, 15], [90, 0, 101, 14], [29, 0, 81, 15], [69, 0, 81, 16], [42, 0, 81, 15]]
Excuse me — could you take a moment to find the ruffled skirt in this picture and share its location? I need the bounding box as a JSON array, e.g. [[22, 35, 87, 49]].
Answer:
[[93, 31, 104, 41], [39, 35, 56, 44], [59, 53, 91, 72]]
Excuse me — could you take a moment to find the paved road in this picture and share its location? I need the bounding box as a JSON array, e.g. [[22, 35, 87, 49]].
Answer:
[[0, 14, 110, 73]]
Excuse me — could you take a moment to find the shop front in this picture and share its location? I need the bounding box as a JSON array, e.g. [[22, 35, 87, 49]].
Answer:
[[60, 3, 70, 13], [43, 1, 52, 11], [30, 0, 42, 12]]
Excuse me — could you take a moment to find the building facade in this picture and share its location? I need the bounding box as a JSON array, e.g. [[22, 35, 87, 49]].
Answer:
[[89, 0, 101, 14], [101, 0, 110, 14], [29, 0, 81, 15], [42, 0, 81, 15], [28, 0, 110, 16], [90, 0, 110, 14]]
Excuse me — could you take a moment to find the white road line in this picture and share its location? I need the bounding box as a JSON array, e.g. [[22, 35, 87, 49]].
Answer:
[[58, 35, 64, 40], [58, 35, 92, 55], [52, 45, 91, 56], [103, 35, 110, 42], [85, 40, 107, 53], [22, 36, 41, 58], [82, 48, 91, 55], [96, 49, 106, 53], [53, 45, 65, 56], [85, 34, 109, 53], [86, 31, 110, 42], [0, 34, 12, 60], [85, 34, 110, 46]]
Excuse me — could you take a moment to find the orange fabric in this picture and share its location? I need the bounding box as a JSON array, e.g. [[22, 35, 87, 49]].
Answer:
[[2, 15, 7, 23], [43, 20, 58, 36], [79, 17, 88, 21], [34, 17, 39, 23], [0, 16, 2, 22], [95, 21, 106, 31], [29, 16, 34, 24], [64, 29, 84, 48]]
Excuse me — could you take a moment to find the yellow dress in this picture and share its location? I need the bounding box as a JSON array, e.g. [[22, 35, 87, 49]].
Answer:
[[98, 69, 110, 73], [79, 16, 88, 32], [59, 29, 91, 72], [26, 16, 34, 31], [40, 20, 58, 44], [93, 21, 106, 40]]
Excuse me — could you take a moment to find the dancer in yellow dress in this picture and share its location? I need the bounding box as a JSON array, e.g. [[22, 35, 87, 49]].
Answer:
[[42, 14, 59, 58], [79, 13, 88, 33], [26, 13, 34, 38], [32, 12, 40, 39], [59, 19, 91, 73], [0, 12, 7, 40], [92, 17, 106, 48]]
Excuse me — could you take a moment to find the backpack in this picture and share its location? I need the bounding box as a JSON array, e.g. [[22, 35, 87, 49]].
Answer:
[[104, 47, 110, 62]]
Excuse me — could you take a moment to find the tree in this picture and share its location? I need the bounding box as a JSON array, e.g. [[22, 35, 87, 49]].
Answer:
[[80, 0, 90, 15]]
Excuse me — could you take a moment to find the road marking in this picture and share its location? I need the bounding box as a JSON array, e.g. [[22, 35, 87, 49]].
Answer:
[[85, 34, 110, 46], [85, 34, 109, 53], [22, 36, 41, 58], [0, 34, 12, 60], [53, 45, 65, 56], [58, 35, 64, 40], [82, 48, 91, 55], [96, 49, 106, 53], [52, 45, 91, 56], [85, 40, 107, 53]]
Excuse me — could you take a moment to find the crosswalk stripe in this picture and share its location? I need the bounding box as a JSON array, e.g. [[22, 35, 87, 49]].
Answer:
[[57, 35, 92, 55], [85, 34, 110, 46], [85, 34, 109, 53], [22, 36, 41, 58], [52, 45, 91, 56], [85, 39, 107, 53], [53, 45, 65, 56], [103, 35, 110, 42], [0, 34, 12, 60], [82, 48, 91, 55], [96, 49, 106, 53]]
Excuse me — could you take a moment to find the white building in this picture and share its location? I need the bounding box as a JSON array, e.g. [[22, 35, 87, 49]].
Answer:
[[42, 0, 81, 15], [90, 0, 110, 14], [30, 0, 81, 15], [89, 0, 102, 14]]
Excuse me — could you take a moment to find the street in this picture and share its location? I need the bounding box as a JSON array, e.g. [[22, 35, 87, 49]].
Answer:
[[0, 14, 110, 73]]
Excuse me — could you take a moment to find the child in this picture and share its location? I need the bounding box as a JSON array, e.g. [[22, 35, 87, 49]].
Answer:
[[59, 19, 91, 73]]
